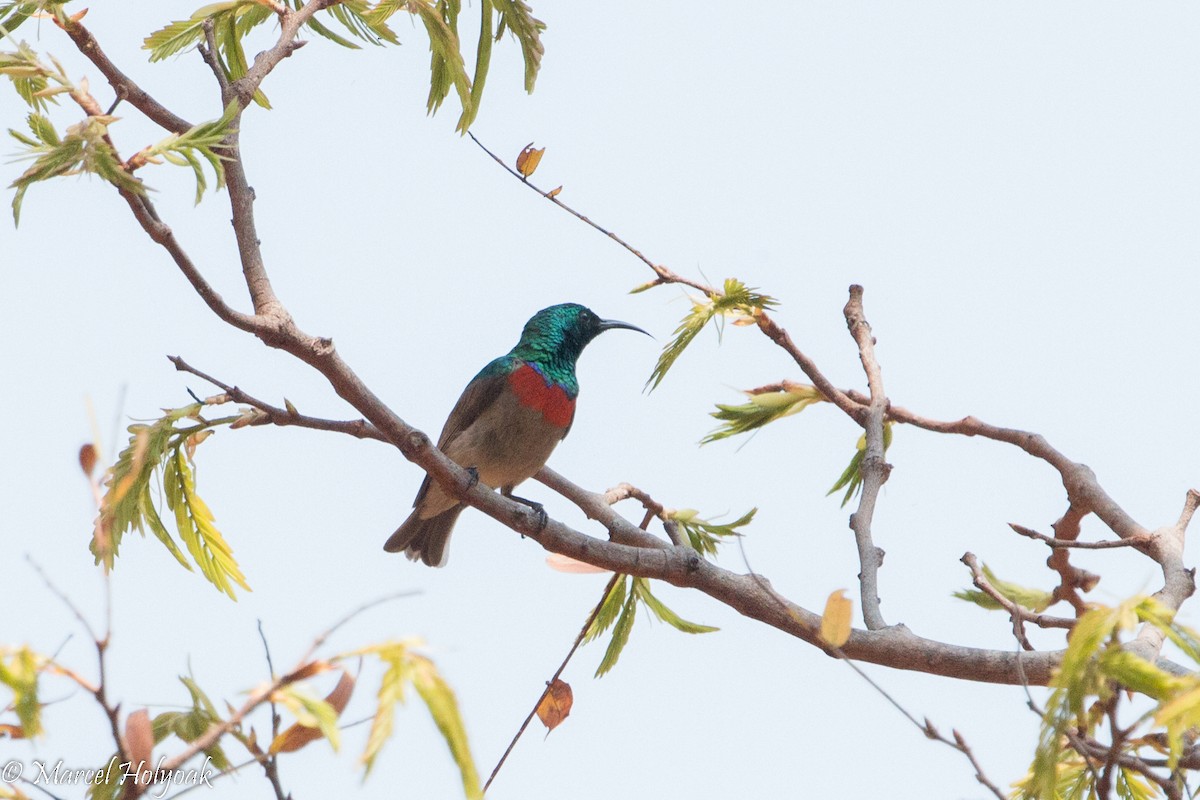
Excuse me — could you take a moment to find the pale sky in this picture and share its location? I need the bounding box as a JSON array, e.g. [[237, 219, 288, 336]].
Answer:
[[3, 3, 1199, 799]]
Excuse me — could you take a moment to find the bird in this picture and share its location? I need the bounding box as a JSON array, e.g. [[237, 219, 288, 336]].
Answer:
[[384, 303, 649, 566]]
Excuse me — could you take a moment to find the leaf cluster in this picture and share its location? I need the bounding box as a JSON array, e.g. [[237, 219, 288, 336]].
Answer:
[[0, 1, 69, 38], [1015, 596, 1200, 799], [646, 278, 778, 391], [142, 0, 544, 132], [953, 562, 1055, 613], [97, 402, 250, 600], [702, 385, 825, 444], [668, 506, 756, 557], [87, 676, 232, 800], [585, 577, 717, 678], [126, 100, 238, 202], [347, 641, 481, 798], [0, 39, 68, 111]]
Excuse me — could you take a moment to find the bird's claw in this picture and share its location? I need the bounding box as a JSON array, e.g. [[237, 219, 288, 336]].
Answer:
[[464, 466, 480, 489], [529, 503, 548, 532], [505, 492, 548, 532]]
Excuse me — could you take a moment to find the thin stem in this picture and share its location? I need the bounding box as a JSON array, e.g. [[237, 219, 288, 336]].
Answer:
[[483, 572, 622, 794]]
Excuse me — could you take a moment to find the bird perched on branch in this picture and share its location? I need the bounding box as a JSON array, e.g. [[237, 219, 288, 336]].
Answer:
[[384, 303, 649, 566]]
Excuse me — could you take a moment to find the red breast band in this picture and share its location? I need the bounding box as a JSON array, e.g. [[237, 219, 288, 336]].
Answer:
[[508, 364, 576, 428]]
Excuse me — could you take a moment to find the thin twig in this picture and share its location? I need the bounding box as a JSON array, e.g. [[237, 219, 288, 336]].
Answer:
[[58, 18, 193, 134], [256, 620, 289, 800], [736, 538, 1005, 799], [960, 553, 1076, 646], [467, 133, 712, 295], [157, 591, 417, 774], [1009, 522, 1148, 550], [484, 572, 622, 794], [168, 355, 385, 442]]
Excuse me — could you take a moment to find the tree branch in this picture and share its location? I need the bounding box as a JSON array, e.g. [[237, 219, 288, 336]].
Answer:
[[58, 18, 192, 135], [842, 285, 890, 630]]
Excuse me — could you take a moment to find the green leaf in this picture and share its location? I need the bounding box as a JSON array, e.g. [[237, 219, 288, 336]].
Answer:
[[150, 676, 232, 771], [9, 107, 148, 225], [492, 0, 544, 93], [1135, 595, 1200, 666], [952, 563, 1055, 613], [827, 421, 893, 508], [139, 100, 238, 203], [0, 646, 43, 738], [0, 2, 37, 36], [273, 685, 341, 752], [646, 278, 777, 391], [26, 112, 57, 145], [327, 0, 399, 46], [410, 655, 481, 800], [671, 507, 756, 557], [0, 41, 62, 112], [584, 575, 627, 643], [360, 642, 410, 775], [410, 0, 472, 119], [702, 386, 825, 444], [165, 446, 251, 600], [1116, 767, 1158, 800], [353, 641, 479, 799], [456, 0, 491, 132], [143, 2, 249, 61], [1098, 649, 1189, 702], [96, 404, 202, 569], [595, 590, 637, 677], [632, 579, 718, 634]]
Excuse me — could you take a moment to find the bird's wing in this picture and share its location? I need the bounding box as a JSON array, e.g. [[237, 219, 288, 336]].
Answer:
[[436, 358, 512, 450], [412, 358, 512, 508]]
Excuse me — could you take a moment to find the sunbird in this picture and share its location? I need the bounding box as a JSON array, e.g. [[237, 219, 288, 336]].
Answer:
[[384, 303, 648, 566]]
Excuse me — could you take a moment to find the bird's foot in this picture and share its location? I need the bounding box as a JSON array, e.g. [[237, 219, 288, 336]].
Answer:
[[464, 466, 480, 489], [503, 490, 548, 532]]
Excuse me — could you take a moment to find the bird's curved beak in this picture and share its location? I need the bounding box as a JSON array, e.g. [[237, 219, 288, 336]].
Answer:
[[598, 318, 651, 338]]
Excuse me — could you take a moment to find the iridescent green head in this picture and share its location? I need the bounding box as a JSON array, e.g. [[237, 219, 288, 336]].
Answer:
[[510, 303, 648, 374]]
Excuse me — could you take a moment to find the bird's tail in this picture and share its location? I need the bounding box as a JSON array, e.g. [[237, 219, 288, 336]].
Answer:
[[383, 505, 464, 567]]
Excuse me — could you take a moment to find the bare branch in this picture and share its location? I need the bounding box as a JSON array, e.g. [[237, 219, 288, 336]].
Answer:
[[168, 355, 386, 442], [960, 553, 1076, 647], [1008, 522, 1148, 550], [197, 20, 232, 103], [466, 133, 713, 295], [842, 285, 890, 630], [1176, 488, 1200, 532], [59, 19, 192, 134]]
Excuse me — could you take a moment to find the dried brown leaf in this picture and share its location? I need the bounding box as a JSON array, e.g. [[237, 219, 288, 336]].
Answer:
[[0, 723, 26, 739], [124, 709, 154, 784], [79, 443, 98, 477], [535, 679, 573, 733], [516, 143, 545, 178], [270, 670, 355, 754]]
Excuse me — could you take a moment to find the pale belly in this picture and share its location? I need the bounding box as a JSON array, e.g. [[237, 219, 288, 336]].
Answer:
[[419, 391, 568, 518]]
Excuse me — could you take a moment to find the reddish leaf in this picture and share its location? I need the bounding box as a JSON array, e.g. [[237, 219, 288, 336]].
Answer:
[[536, 679, 573, 733], [270, 670, 355, 754], [125, 709, 154, 785], [79, 443, 98, 477], [0, 723, 26, 739]]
